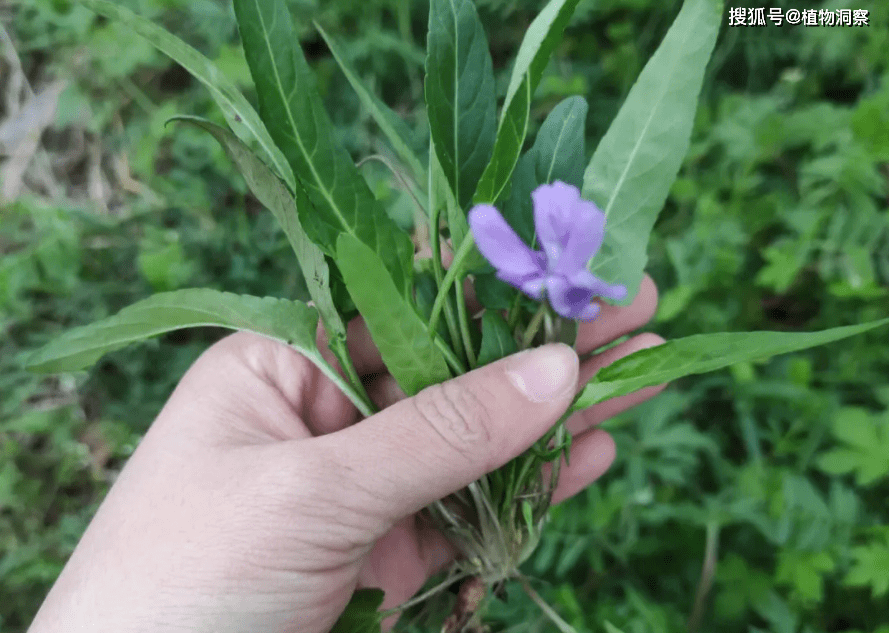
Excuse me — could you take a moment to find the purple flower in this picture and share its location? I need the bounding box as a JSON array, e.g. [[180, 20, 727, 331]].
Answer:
[[468, 181, 627, 322]]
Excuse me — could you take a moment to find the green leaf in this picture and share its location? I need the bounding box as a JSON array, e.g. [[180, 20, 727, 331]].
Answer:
[[477, 311, 518, 365], [714, 554, 772, 621], [330, 588, 385, 633], [473, 273, 515, 311], [500, 150, 538, 245], [425, 0, 497, 208], [830, 407, 883, 448], [816, 407, 889, 486], [233, 0, 414, 294], [314, 22, 427, 190], [498, 96, 588, 248], [25, 289, 321, 373], [502, 0, 582, 111], [584, 0, 722, 305], [531, 96, 588, 189], [845, 531, 889, 597], [473, 72, 531, 205], [336, 234, 451, 396], [80, 0, 294, 191], [477, 0, 584, 205], [521, 499, 535, 535], [775, 549, 835, 602], [571, 318, 889, 411], [168, 116, 345, 345]]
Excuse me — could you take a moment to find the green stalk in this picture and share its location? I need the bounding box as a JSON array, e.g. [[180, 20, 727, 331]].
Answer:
[[506, 454, 538, 511], [428, 234, 477, 337], [508, 233, 541, 330], [434, 331, 468, 375], [379, 568, 472, 619], [521, 302, 548, 349], [506, 290, 523, 330], [429, 145, 466, 364], [448, 243, 478, 369], [518, 575, 578, 633], [453, 255, 477, 369], [328, 337, 377, 416]]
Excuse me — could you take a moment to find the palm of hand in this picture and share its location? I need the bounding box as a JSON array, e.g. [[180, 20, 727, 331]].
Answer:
[[201, 333, 456, 627]]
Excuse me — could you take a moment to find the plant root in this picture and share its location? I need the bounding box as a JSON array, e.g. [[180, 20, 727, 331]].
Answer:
[[441, 575, 487, 633]]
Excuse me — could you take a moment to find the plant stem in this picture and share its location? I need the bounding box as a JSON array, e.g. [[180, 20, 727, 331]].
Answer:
[[434, 331, 468, 375], [689, 521, 720, 632], [328, 337, 377, 415], [379, 568, 472, 619], [521, 303, 548, 349], [518, 575, 578, 633], [311, 349, 375, 417], [429, 145, 466, 364], [506, 290, 523, 330], [428, 234, 476, 335], [455, 277, 477, 368]]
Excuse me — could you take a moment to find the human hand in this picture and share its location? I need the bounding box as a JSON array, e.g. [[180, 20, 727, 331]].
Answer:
[[28, 276, 664, 633]]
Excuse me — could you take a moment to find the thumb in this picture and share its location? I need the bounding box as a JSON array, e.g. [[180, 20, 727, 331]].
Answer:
[[317, 343, 579, 524]]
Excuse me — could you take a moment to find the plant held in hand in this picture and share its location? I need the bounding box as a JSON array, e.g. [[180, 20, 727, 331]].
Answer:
[[25, 0, 889, 630]]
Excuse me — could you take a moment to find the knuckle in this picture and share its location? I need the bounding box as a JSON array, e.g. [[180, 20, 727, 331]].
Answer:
[[410, 382, 494, 460]]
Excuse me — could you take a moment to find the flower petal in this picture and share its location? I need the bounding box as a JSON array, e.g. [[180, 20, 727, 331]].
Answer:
[[567, 267, 628, 302], [497, 270, 546, 299], [469, 204, 545, 281], [575, 303, 601, 322], [551, 197, 606, 277], [532, 181, 580, 264], [545, 275, 595, 320]]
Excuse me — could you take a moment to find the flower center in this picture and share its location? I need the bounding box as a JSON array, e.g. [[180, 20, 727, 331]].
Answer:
[[565, 287, 589, 306]]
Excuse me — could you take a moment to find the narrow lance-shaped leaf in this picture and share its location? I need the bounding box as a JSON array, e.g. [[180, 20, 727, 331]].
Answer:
[[336, 234, 451, 396], [25, 290, 320, 372], [499, 96, 588, 246], [425, 0, 497, 209], [24, 290, 375, 417], [473, 72, 531, 205], [314, 22, 427, 193], [532, 96, 587, 189], [80, 0, 294, 191], [584, 0, 722, 305], [502, 0, 582, 113], [233, 0, 414, 294], [571, 318, 889, 412], [169, 116, 346, 347], [473, 0, 583, 204]]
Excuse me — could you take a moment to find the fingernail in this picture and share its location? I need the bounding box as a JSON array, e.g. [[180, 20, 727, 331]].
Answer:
[[506, 344, 579, 403]]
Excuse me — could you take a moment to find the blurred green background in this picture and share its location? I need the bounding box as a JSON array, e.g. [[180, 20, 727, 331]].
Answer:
[[2, 0, 888, 631]]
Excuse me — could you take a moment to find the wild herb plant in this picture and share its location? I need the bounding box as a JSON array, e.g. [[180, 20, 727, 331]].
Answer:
[[25, 0, 889, 630]]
